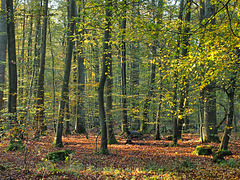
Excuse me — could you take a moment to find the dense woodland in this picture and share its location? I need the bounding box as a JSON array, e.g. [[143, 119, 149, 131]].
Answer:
[[0, 0, 240, 178]]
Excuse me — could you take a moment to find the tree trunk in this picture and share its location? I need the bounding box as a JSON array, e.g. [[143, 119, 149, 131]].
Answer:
[[201, 0, 219, 143], [172, 0, 184, 146], [177, 0, 191, 139], [98, 0, 112, 154], [0, 0, 7, 112], [121, 0, 128, 134], [55, 0, 75, 147], [35, 0, 48, 135], [48, 20, 57, 131], [106, 32, 117, 144], [7, 0, 17, 127], [219, 49, 239, 151], [75, 1, 87, 135]]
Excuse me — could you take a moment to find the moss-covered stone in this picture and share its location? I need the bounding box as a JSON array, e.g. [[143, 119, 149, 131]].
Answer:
[[193, 146, 212, 156], [46, 149, 73, 162], [212, 150, 233, 163], [6, 140, 25, 151]]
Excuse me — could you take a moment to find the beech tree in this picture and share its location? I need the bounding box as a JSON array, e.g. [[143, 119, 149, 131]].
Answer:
[[0, 0, 7, 112], [55, 0, 76, 147]]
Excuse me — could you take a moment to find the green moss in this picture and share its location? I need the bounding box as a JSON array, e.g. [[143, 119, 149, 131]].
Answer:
[[212, 150, 233, 163], [193, 146, 212, 156], [46, 149, 73, 162], [6, 140, 25, 151]]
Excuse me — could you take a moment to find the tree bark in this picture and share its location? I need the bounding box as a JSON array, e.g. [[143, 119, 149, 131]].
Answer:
[[98, 0, 112, 154], [7, 0, 17, 123], [55, 0, 75, 147], [219, 49, 239, 151], [121, 0, 128, 134], [35, 0, 48, 135], [173, 0, 184, 145], [75, 1, 87, 135], [0, 0, 7, 112], [202, 0, 219, 142]]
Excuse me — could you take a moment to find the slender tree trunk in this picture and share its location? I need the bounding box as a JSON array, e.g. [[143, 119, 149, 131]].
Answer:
[[219, 49, 239, 151], [98, 0, 112, 154], [173, 0, 184, 145], [106, 31, 117, 144], [75, 1, 87, 135], [177, 0, 191, 139], [33, 0, 42, 99], [48, 20, 57, 131], [35, 0, 48, 135], [7, 0, 17, 126], [121, 0, 128, 134], [0, 0, 7, 112], [19, 3, 26, 104], [55, 0, 75, 147]]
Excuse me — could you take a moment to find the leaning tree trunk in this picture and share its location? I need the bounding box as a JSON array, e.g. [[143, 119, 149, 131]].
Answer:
[[0, 0, 7, 112], [35, 0, 48, 135], [219, 49, 239, 151], [6, 0, 17, 131], [55, 0, 75, 147]]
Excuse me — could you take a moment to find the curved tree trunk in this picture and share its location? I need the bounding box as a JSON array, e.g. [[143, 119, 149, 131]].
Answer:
[[98, 0, 112, 154]]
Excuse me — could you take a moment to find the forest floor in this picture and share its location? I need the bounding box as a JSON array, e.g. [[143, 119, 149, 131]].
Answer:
[[0, 130, 240, 179]]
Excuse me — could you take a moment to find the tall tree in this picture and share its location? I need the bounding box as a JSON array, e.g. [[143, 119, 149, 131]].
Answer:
[[35, 0, 48, 135], [121, 0, 128, 134], [0, 0, 7, 112], [98, 0, 112, 154], [6, 0, 17, 125], [55, 0, 76, 147], [202, 0, 220, 143], [173, 0, 184, 145], [75, 0, 87, 135], [177, 0, 192, 139]]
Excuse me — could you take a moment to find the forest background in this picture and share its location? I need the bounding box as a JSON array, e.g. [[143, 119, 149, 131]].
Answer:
[[0, 0, 240, 178]]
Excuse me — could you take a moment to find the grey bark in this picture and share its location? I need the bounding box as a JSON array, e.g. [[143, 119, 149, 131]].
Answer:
[[98, 0, 112, 154], [55, 0, 75, 147], [75, 1, 87, 135], [35, 0, 48, 134], [7, 0, 17, 122], [202, 0, 219, 142], [0, 0, 7, 112], [121, 0, 128, 134]]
